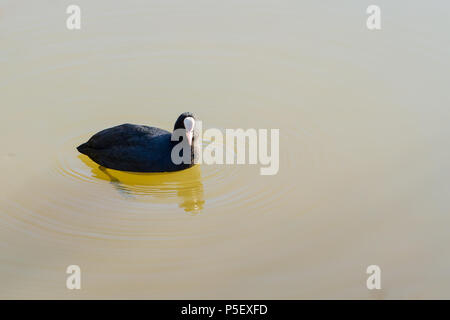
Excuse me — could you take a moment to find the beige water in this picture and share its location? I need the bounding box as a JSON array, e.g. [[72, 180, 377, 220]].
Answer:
[[1, 0, 450, 299]]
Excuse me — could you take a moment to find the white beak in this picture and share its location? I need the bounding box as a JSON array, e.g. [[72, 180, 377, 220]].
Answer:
[[186, 130, 193, 146], [183, 117, 195, 146]]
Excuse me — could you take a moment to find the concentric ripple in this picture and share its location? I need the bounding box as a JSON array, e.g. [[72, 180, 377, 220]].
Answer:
[[0, 124, 319, 243]]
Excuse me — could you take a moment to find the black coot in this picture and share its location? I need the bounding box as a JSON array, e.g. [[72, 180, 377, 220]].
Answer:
[[77, 112, 199, 172]]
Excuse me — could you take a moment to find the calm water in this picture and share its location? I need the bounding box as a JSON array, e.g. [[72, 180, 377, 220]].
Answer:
[[1, 0, 450, 299]]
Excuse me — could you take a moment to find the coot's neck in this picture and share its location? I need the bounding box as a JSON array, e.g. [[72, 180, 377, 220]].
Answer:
[[170, 138, 197, 167]]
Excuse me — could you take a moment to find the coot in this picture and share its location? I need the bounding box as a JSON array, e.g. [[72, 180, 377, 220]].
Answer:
[[77, 112, 200, 172]]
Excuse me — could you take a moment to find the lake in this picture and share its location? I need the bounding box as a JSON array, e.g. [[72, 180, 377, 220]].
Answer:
[[0, 0, 449, 299]]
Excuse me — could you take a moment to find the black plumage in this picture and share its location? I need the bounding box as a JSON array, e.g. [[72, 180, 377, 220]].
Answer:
[[77, 112, 199, 172]]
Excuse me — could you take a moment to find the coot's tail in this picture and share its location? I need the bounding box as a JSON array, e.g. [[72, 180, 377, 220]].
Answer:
[[77, 143, 89, 155]]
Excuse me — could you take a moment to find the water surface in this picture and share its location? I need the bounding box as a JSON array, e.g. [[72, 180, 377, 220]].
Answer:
[[1, 0, 450, 298]]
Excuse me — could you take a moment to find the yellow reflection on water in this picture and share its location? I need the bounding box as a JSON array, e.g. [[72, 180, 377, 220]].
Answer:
[[78, 155, 205, 213]]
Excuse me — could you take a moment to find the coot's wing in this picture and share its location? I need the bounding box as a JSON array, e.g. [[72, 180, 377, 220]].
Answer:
[[92, 133, 173, 172], [84, 124, 169, 149]]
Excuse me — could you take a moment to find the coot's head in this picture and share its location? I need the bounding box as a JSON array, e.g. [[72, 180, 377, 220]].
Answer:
[[173, 112, 199, 146], [172, 112, 201, 164]]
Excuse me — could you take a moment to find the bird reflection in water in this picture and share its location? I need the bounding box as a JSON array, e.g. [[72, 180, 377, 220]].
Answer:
[[78, 155, 205, 213]]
